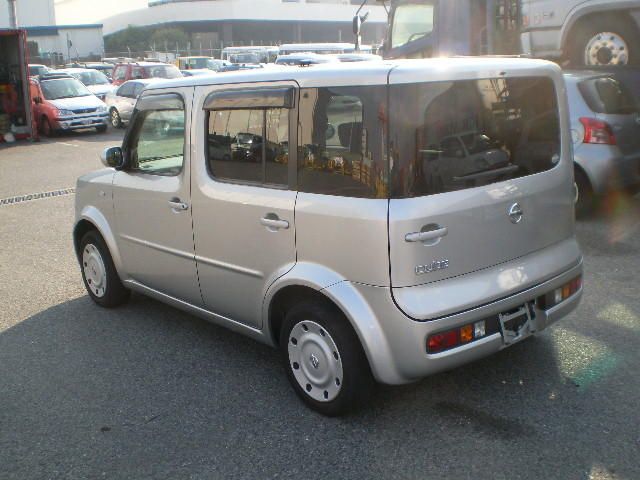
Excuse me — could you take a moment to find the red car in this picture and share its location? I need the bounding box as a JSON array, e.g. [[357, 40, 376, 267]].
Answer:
[[111, 62, 182, 86], [29, 73, 108, 136]]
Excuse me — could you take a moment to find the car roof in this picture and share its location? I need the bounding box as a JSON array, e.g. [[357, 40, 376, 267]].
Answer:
[[123, 78, 165, 85], [59, 68, 100, 74], [146, 57, 561, 91]]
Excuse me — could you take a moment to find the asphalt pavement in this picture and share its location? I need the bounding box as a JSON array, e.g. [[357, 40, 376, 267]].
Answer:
[[0, 129, 639, 480]]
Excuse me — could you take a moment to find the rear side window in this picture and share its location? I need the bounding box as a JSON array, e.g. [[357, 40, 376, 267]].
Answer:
[[113, 66, 127, 81], [578, 77, 637, 114], [207, 108, 289, 186], [389, 77, 560, 198], [297, 86, 388, 198], [117, 83, 134, 98]]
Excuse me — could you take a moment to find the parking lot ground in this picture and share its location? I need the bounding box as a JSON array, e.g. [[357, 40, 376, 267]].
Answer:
[[1, 131, 639, 480]]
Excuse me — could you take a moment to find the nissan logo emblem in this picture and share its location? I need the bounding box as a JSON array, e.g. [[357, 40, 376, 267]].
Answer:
[[508, 203, 524, 224]]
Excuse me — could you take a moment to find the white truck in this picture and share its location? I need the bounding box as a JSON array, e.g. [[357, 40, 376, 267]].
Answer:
[[384, 0, 640, 67]]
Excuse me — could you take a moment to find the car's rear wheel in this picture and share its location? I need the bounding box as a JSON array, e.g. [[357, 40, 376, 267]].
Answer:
[[110, 108, 122, 128], [575, 168, 596, 218], [79, 230, 130, 308], [280, 300, 374, 416]]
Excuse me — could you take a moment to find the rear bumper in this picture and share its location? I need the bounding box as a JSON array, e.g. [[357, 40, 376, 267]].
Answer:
[[339, 240, 583, 385], [575, 145, 640, 194]]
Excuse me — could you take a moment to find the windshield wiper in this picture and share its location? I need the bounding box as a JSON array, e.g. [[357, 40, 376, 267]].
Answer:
[[453, 164, 519, 183]]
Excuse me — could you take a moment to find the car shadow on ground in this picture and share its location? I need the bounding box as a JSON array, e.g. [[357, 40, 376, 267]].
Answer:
[[1, 289, 638, 479]]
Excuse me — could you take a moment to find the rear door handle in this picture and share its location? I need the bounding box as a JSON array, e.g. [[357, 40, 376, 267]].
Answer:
[[168, 198, 189, 211], [405, 227, 448, 243], [260, 217, 289, 230]]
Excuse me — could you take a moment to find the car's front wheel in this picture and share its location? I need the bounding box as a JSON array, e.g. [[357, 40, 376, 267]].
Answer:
[[110, 108, 123, 128], [280, 300, 374, 416], [79, 230, 130, 308]]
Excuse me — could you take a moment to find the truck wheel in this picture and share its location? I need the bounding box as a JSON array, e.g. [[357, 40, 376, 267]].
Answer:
[[79, 230, 130, 308], [570, 17, 640, 67], [280, 300, 374, 416], [110, 108, 123, 128]]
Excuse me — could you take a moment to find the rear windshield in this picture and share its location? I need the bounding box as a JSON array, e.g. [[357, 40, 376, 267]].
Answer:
[[389, 77, 560, 198], [578, 77, 637, 114], [143, 65, 182, 79]]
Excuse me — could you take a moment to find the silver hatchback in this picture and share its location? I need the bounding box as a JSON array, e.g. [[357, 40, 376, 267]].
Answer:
[[563, 71, 640, 214], [74, 58, 583, 415]]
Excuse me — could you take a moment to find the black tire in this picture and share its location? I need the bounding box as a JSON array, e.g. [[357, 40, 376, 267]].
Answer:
[[79, 230, 130, 308], [568, 16, 640, 67], [575, 167, 596, 218], [40, 116, 56, 137], [110, 108, 123, 129], [280, 300, 374, 416], [96, 125, 107, 133]]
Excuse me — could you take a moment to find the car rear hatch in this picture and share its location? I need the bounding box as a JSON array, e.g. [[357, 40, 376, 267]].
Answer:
[[386, 61, 575, 318]]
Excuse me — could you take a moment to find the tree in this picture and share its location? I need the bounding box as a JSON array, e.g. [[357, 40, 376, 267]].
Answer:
[[150, 28, 189, 48]]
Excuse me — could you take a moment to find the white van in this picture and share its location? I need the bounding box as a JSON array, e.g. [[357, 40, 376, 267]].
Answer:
[[74, 58, 583, 415]]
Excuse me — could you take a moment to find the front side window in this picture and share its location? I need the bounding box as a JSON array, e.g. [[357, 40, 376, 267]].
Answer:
[[297, 86, 388, 198], [128, 96, 185, 176], [389, 77, 560, 198], [207, 108, 289, 186], [391, 3, 435, 49]]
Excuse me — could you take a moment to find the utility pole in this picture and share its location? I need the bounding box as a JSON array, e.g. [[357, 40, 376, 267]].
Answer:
[[7, 0, 18, 28], [66, 33, 71, 63]]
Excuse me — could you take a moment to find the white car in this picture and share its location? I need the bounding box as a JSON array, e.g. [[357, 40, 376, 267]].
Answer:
[[59, 68, 115, 101], [104, 78, 163, 128]]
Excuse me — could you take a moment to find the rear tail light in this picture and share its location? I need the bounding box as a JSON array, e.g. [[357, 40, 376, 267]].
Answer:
[[580, 117, 616, 145], [538, 275, 582, 310], [427, 320, 491, 354]]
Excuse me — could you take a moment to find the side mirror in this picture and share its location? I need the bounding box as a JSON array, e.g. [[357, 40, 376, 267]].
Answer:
[[33, 96, 42, 104], [100, 146, 125, 169]]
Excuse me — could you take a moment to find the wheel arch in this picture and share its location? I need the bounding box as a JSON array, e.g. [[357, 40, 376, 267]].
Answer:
[[561, 5, 640, 57], [263, 264, 404, 384], [73, 206, 124, 277]]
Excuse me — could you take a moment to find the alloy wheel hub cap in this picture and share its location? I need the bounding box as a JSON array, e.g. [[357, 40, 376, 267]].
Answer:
[[585, 32, 629, 66], [288, 320, 343, 402], [82, 243, 107, 298]]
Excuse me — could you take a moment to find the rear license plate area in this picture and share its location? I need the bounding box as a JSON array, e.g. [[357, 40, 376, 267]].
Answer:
[[499, 303, 534, 345]]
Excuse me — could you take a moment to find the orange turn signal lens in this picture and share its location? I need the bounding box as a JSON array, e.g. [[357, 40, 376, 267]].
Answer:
[[460, 325, 473, 343]]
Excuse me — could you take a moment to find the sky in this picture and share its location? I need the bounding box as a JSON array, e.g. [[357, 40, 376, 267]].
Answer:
[[54, 0, 148, 24]]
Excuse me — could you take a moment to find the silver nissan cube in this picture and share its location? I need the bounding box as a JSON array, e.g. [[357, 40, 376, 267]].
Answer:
[[74, 58, 583, 416]]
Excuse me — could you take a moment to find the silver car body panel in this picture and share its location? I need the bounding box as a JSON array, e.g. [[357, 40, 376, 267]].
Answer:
[[75, 58, 583, 386]]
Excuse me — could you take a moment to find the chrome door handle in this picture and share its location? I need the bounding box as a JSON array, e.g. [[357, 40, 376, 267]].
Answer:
[[168, 198, 189, 211], [405, 227, 448, 243], [260, 217, 289, 230]]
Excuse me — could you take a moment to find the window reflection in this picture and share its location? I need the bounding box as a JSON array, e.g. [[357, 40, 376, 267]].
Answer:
[[298, 86, 387, 198], [207, 108, 289, 186], [389, 78, 560, 198]]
